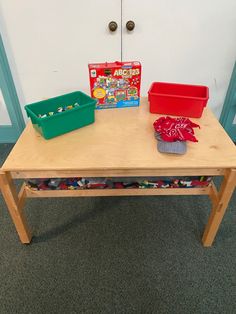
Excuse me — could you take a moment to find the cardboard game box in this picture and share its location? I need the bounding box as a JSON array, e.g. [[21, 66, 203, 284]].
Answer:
[[88, 61, 141, 109]]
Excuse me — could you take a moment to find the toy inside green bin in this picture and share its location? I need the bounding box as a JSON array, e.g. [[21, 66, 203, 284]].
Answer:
[[25, 91, 96, 139]]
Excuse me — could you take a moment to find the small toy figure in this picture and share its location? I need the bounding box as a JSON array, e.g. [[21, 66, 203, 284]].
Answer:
[[66, 178, 78, 187], [87, 183, 107, 189], [38, 182, 49, 190], [68, 185, 76, 190], [27, 179, 39, 190], [38, 102, 81, 118], [77, 178, 87, 188], [123, 182, 139, 188], [180, 180, 192, 188], [59, 182, 68, 190], [171, 179, 180, 188], [48, 178, 61, 189], [114, 182, 124, 189], [191, 179, 211, 187]]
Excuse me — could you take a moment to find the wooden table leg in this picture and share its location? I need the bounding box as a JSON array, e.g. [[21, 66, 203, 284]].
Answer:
[[202, 169, 236, 247], [0, 172, 32, 244]]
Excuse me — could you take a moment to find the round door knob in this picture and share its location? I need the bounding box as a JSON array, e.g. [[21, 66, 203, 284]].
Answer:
[[108, 21, 118, 32], [126, 20, 135, 31]]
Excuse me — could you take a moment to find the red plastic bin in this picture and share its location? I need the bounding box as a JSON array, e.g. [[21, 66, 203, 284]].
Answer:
[[148, 82, 209, 118]]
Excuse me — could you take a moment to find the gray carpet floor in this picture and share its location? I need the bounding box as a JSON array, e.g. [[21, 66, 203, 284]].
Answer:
[[0, 143, 236, 314]]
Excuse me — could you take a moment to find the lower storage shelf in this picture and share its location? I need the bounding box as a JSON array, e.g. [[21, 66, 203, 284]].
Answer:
[[25, 185, 211, 198], [26, 176, 212, 192]]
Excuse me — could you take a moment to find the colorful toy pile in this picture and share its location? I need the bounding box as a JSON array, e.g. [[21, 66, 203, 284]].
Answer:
[[26, 176, 212, 191], [38, 102, 80, 118]]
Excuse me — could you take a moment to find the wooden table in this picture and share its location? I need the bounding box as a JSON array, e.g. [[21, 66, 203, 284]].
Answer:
[[1, 98, 236, 246]]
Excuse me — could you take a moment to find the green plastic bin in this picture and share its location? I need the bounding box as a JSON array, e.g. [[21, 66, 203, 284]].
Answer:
[[25, 91, 96, 139]]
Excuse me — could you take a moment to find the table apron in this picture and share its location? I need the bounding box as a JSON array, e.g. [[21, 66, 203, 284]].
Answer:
[[9, 168, 225, 179]]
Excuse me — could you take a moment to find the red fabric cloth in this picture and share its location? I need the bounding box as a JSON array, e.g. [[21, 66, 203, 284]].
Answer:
[[153, 116, 200, 142]]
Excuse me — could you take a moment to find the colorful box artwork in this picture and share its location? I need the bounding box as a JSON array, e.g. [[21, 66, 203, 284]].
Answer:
[[88, 61, 141, 109]]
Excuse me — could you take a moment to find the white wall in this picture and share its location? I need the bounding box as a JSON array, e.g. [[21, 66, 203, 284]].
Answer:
[[123, 0, 236, 118], [0, 0, 121, 122], [0, 0, 235, 121], [0, 89, 11, 125]]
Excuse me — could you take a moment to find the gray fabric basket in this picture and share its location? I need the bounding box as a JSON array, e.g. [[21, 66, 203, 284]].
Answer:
[[154, 132, 187, 155]]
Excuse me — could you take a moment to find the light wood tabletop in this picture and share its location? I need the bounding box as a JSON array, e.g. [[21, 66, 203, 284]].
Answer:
[[2, 98, 236, 172], [1, 97, 236, 246]]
